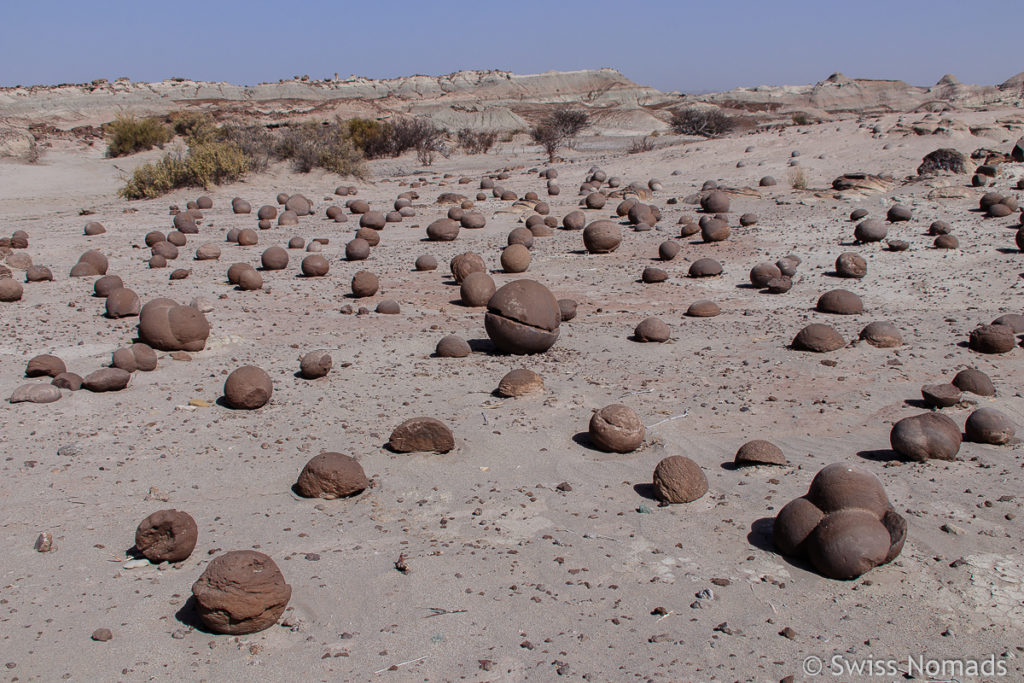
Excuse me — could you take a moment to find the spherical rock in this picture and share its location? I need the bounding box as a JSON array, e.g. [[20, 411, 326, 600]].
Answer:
[[652, 456, 708, 504], [921, 383, 961, 408], [426, 219, 460, 241], [299, 350, 332, 379], [450, 252, 485, 284], [78, 250, 108, 275], [760, 176, 777, 187], [285, 194, 312, 216], [506, 227, 534, 249], [355, 227, 379, 246], [83, 368, 131, 392], [886, 205, 912, 222], [835, 252, 867, 278], [750, 262, 781, 288], [484, 279, 561, 354], [700, 191, 730, 213], [277, 211, 298, 227], [700, 218, 730, 243], [854, 219, 887, 243], [84, 221, 106, 236], [138, 298, 210, 352], [807, 463, 892, 516], [261, 246, 289, 270], [686, 300, 721, 317], [992, 313, 1024, 332], [501, 244, 531, 273], [929, 220, 951, 235], [227, 263, 253, 285], [0, 278, 24, 301], [583, 221, 621, 253], [26, 354, 66, 378], [952, 368, 995, 396], [859, 321, 901, 347], [376, 299, 400, 314], [236, 269, 263, 291], [817, 289, 863, 315], [641, 267, 668, 284], [934, 234, 959, 249], [793, 323, 844, 352], [349, 199, 370, 214], [388, 417, 454, 453], [777, 254, 800, 275], [773, 497, 825, 556], [301, 254, 329, 277], [232, 198, 251, 214], [460, 212, 486, 229], [195, 243, 221, 261], [497, 369, 544, 397], [460, 271, 496, 307], [807, 509, 893, 580], [236, 229, 258, 246], [658, 241, 680, 261], [415, 255, 438, 271], [257, 205, 277, 220], [167, 231, 187, 247], [435, 335, 471, 358], [105, 288, 141, 318], [295, 452, 368, 499], [589, 404, 644, 453], [584, 192, 606, 210], [557, 299, 577, 321], [688, 258, 722, 278], [634, 317, 670, 342], [562, 211, 585, 230], [890, 412, 962, 461], [739, 213, 759, 226], [191, 550, 291, 635], [223, 366, 272, 409], [969, 324, 1015, 354], [359, 211, 386, 230], [351, 270, 379, 298], [964, 407, 1015, 444], [148, 255, 167, 269], [734, 440, 786, 466], [345, 238, 370, 261], [135, 509, 198, 563], [886, 239, 909, 252]]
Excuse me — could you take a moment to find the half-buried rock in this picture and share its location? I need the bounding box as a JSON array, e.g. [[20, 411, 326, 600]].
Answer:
[[816, 289, 863, 315], [191, 550, 291, 635], [952, 368, 995, 396], [138, 298, 210, 351], [497, 368, 544, 397], [688, 258, 722, 278], [773, 463, 905, 580], [83, 368, 131, 392], [968, 324, 1015, 354], [299, 350, 332, 379], [652, 455, 708, 503], [435, 335, 470, 358], [792, 323, 844, 352], [921, 383, 961, 408], [734, 440, 787, 466], [634, 317, 670, 342], [135, 509, 198, 563], [294, 452, 369, 499], [589, 404, 644, 453], [112, 343, 158, 372], [964, 407, 1015, 445], [889, 412, 961, 461], [9, 384, 62, 404], [26, 354, 65, 378], [686, 300, 721, 317], [859, 321, 901, 348], [223, 366, 272, 409], [105, 288, 141, 318], [388, 417, 454, 453], [485, 279, 560, 354]]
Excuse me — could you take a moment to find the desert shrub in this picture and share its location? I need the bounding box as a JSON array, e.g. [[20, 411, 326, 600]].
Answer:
[[274, 121, 365, 176], [628, 135, 655, 154], [791, 112, 812, 126], [106, 114, 172, 157], [391, 118, 448, 165], [670, 107, 736, 137], [220, 124, 273, 173], [789, 167, 808, 190], [531, 107, 590, 162], [169, 110, 218, 145], [118, 141, 250, 199], [457, 128, 497, 154], [346, 118, 394, 158]]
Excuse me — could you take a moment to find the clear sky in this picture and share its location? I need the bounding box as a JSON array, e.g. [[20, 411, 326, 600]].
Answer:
[[3, 0, 1021, 93]]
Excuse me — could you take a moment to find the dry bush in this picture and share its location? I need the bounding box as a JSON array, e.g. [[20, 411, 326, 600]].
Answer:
[[789, 167, 808, 190], [169, 110, 219, 145], [391, 118, 448, 165], [346, 118, 394, 158], [457, 128, 497, 154], [106, 114, 172, 157], [118, 141, 250, 199], [791, 112, 813, 126], [531, 107, 590, 162], [220, 124, 273, 173], [628, 135, 655, 154], [274, 121, 365, 176], [670, 107, 736, 137]]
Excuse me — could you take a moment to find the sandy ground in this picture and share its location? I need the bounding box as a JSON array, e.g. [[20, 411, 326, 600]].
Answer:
[[1, 114, 1023, 682]]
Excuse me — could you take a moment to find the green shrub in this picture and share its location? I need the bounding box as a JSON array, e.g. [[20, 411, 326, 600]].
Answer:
[[118, 141, 250, 200], [106, 113, 172, 157], [169, 110, 219, 145], [791, 112, 812, 126], [346, 118, 394, 158]]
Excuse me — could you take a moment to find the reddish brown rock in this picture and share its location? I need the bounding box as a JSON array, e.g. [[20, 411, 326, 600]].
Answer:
[[969, 324, 1015, 354], [301, 254, 329, 277], [26, 354, 65, 378], [138, 299, 210, 352], [223, 366, 272, 409], [191, 550, 291, 635], [294, 452, 368, 499], [817, 289, 863, 315], [634, 317, 670, 342], [351, 270, 379, 298], [921, 383, 961, 408], [497, 369, 544, 397], [792, 323, 844, 352], [484, 279, 560, 354], [583, 221, 621, 253], [261, 246, 288, 270], [388, 417, 455, 453], [83, 368, 131, 392], [105, 288, 141, 318], [135, 509, 198, 563], [686, 300, 721, 317], [952, 368, 995, 396], [652, 455, 708, 503], [890, 412, 961, 461], [734, 440, 786, 466], [299, 350, 332, 379], [460, 271, 496, 307], [964, 407, 1015, 444], [589, 404, 644, 453], [859, 321, 902, 348], [501, 244, 531, 273], [688, 258, 722, 278]]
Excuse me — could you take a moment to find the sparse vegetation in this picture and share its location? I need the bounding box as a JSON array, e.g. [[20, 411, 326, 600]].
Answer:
[[274, 121, 365, 176], [456, 128, 498, 154], [169, 110, 219, 145], [669, 107, 736, 138], [118, 141, 250, 199], [106, 113, 172, 157], [628, 135, 655, 154], [791, 112, 813, 126], [391, 118, 448, 165], [531, 107, 591, 162], [789, 167, 808, 190]]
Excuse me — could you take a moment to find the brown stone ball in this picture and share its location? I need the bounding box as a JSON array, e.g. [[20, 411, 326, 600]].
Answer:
[[750, 262, 782, 288], [460, 271, 496, 307], [359, 211, 386, 230], [686, 300, 721, 317], [301, 254, 329, 277], [435, 335, 471, 358], [94, 274, 124, 297], [964, 407, 1015, 444], [589, 404, 644, 453], [562, 210, 586, 230], [137, 298, 210, 352], [735, 440, 787, 466], [886, 204, 911, 222], [105, 288, 141, 318], [232, 198, 251, 214], [237, 268, 263, 291], [388, 417, 455, 453], [658, 240, 680, 261], [25, 265, 53, 282], [969, 324, 1015, 353], [485, 279, 561, 354], [634, 317, 670, 342], [145, 231, 166, 247], [152, 242, 179, 261], [460, 212, 486, 229], [84, 221, 106, 236], [426, 218, 460, 241], [295, 452, 368, 499], [934, 234, 959, 249], [195, 243, 221, 261], [354, 227, 380, 246], [257, 205, 277, 220], [277, 210, 299, 227], [351, 270, 379, 297], [507, 227, 534, 249], [376, 299, 400, 314], [700, 218, 730, 243], [583, 220, 621, 253], [859, 321, 902, 347], [149, 255, 167, 269], [652, 455, 708, 503], [285, 194, 312, 216], [223, 365, 272, 409], [261, 246, 289, 270], [167, 231, 187, 247], [345, 238, 371, 261], [299, 350, 332, 379], [288, 236, 305, 250], [584, 192, 606, 210], [952, 368, 995, 396], [135, 509, 198, 563], [688, 258, 722, 278], [854, 219, 887, 243], [817, 289, 863, 315], [26, 354, 66, 378], [700, 190, 730, 213], [497, 368, 544, 397], [641, 267, 668, 283], [78, 250, 109, 274], [236, 229, 258, 246], [192, 550, 291, 635], [415, 255, 438, 271], [450, 252, 486, 284], [349, 199, 370, 214], [792, 323, 844, 352], [558, 298, 577, 322], [835, 252, 867, 278], [227, 262, 253, 284], [890, 412, 961, 461], [501, 244, 531, 273]]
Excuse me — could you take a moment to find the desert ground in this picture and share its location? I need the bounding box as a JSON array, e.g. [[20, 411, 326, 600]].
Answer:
[[1, 98, 1023, 683]]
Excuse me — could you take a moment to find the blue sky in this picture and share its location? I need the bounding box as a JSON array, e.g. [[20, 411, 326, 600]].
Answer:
[[3, 0, 1021, 92]]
